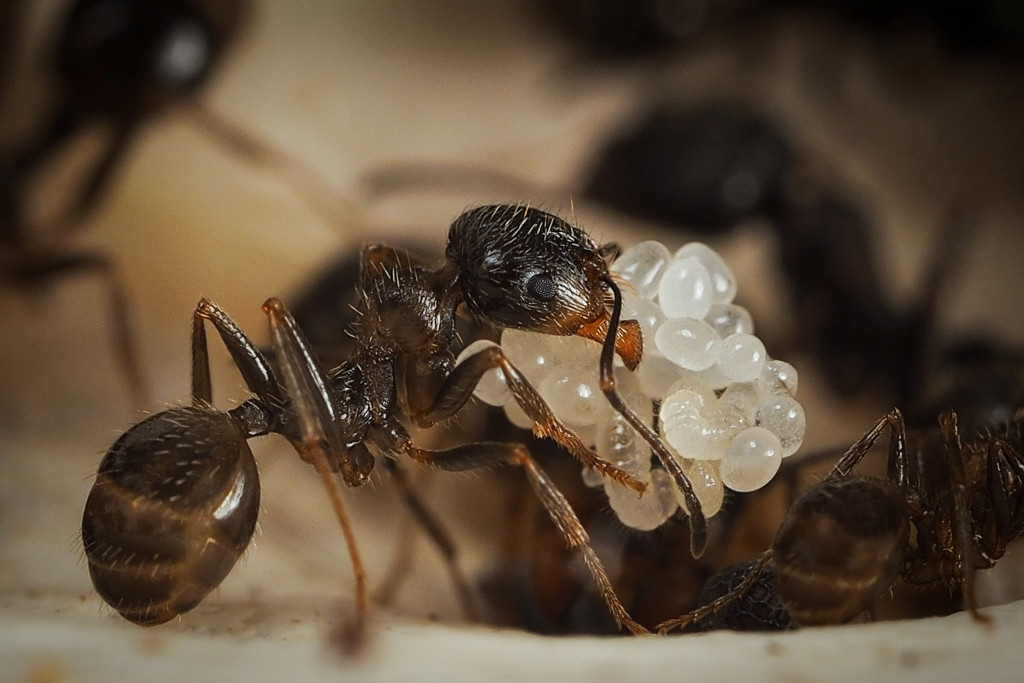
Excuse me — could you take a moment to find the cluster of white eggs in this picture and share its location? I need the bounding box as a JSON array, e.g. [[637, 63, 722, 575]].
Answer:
[[456, 240, 805, 531]]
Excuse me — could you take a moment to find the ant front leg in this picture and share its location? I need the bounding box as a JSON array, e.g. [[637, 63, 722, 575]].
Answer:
[[405, 342, 645, 494]]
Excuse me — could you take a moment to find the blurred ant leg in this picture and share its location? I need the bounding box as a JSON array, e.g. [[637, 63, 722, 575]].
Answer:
[[262, 298, 369, 651], [938, 411, 988, 621], [56, 126, 137, 232], [600, 275, 708, 557], [19, 250, 148, 406], [177, 99, 366, 232], [374, 457, 479, 620], [656, 552, 773, 634], [410, 344, 645, 493], [400, 440, 649, 635]]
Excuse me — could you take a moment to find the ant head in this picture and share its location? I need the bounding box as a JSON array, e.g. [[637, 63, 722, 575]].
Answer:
[[447, 204, 642, 369], [447, 204, 609, 334]]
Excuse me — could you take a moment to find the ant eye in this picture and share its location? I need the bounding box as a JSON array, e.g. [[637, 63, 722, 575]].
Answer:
[[526, 273, 557, 301]]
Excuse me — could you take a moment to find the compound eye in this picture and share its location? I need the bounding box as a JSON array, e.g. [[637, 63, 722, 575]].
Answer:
[[526, 272, 557, 302], [154, 19, 211, 88]]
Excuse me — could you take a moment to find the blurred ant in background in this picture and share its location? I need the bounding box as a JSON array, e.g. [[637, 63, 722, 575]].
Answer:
[[2, 0, 358, 405], [536, 0, 1024, 61]]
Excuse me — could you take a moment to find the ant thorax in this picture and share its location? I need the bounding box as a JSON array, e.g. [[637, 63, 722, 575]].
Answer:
[[459, 238, 806, 531]]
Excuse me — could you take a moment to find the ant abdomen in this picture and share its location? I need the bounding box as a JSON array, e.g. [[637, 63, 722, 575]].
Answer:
[[773, 476, 909, 626], [82, 406, 260, 625]]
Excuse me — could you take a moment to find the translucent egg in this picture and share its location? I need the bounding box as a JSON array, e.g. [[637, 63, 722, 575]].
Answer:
[[674, 458, 725, 518], [717, 333, 767, 383], [676, 242, 737, 304], [705, 303, 754, 337], [756, 396, 806, 457], [759, 359, 799, 397], [715, 382, 761, 429], [621, 291, 665, 347], [611, 240, 672, 299], [655, 318, 721, 371], [501, 328, 564, 383], [456, 339, 510, 406], [605, 469, 678, 531], [539, 370, 607, 427], [595, 413, 649, 475], [657, 257, 713, 319], [637, 353, 686, 399], [720, 427, 783, 493], [503, 399, 533, 429]]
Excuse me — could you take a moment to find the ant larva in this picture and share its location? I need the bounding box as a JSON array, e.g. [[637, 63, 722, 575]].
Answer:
[[82, 204, 718, 645]]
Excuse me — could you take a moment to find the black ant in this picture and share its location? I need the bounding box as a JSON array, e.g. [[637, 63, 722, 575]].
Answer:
[[81, 204, 714, 643], [659, 389, 1024, 632], [2, 0, 357, 404]]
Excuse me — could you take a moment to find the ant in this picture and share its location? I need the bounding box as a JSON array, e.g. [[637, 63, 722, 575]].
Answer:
[[81, 204, 714, 643], [659, 388, 1024, 632], [2, 0, 357, 404]]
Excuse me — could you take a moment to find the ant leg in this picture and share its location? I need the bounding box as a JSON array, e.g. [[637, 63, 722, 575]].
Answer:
[[828, 409, 908, 481], [191, 298, 283, 409], [397, 439, 648, 635], [177, 99, 367, 233], [375, 457, 479, 620], [938, 411, 989, 622], [600, 276, 708, 557], [56, 126, 137, 232], [407, 343, 644, 493], [656, 552, 774, 634], [988, 438, 1024, 543], [261, 298, 369, 651]]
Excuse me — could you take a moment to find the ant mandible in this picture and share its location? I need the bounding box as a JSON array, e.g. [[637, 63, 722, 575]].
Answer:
[[81, 204, 710, 641]]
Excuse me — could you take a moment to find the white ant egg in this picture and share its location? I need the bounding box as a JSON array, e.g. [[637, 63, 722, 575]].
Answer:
[[657, 257, 713, 319], [759, 359, 799, 396], [720, 427, 783, 493], [717, 333, 767, 383], [611, 240, 672, 299], [705, 302, 754, 337], [457, 339, 510, 406], [756, 396, 806, 457], [655, 317, 721, 371], [604, 469, 678, 531], [675, 242, 737, 304]]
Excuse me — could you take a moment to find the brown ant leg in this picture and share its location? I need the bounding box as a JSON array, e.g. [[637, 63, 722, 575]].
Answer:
[[600, 276, 708, 557], [178, 99, 367, 232], [988, 438, 1024, 552], [374, 457, 479, 621], [656, 552, 774, 634], [396, 439, 648, 635], [828, 408, 909, 482], [261, 298, 369, 652], [938, 411, 990, 622], [408, 345, 646, 494]]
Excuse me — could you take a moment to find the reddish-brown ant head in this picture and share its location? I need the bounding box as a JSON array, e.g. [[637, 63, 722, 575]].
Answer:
[[446, 204, 641, 368]]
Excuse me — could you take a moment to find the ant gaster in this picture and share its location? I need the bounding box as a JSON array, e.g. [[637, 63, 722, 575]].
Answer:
[[82, 204, 711, 640], [660, 402, 1024, 632]]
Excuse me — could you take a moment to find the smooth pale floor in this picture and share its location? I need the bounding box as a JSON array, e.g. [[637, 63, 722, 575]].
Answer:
[[2, 1, 1024, 681]]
